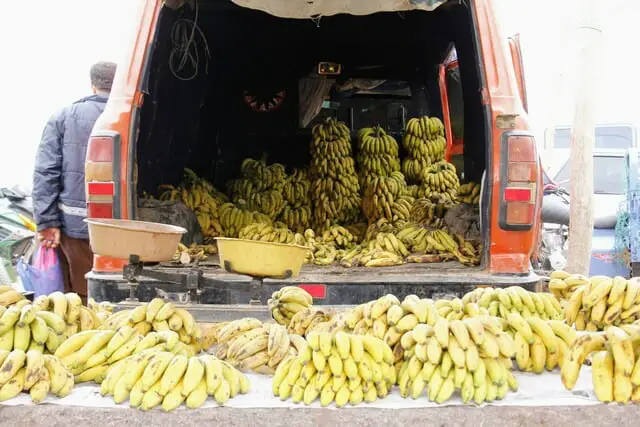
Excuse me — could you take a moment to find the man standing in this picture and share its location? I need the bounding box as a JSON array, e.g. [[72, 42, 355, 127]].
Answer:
[[33, 62, 117, 299]]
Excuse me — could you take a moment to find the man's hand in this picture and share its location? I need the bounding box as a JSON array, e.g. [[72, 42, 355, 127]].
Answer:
[[37, 227, 61, 248]]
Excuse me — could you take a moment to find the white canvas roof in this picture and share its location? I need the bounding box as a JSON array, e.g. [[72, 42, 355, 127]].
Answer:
[[230, 0, 449, 19]]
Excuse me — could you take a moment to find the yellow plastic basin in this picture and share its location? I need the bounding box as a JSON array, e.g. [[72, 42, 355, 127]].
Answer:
[[215, 237, 309, 278]]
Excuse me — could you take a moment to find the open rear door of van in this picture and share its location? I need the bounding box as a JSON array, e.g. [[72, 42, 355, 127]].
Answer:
[[508, 33, 528, 113]]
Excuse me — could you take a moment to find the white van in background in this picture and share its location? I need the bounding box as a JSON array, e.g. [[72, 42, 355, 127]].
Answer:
[[541, 123, 637, 178]]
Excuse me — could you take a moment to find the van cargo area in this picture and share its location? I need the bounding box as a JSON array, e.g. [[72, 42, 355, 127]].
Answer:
[[87, 1, 540, 306]]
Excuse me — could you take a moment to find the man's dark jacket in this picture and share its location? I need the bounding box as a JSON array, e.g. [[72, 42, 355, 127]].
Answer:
[[33, 95, 107, 239]]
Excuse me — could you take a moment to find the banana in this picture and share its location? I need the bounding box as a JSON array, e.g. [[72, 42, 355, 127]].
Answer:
[[141, 351, 174, 392], [0, 367, 25, 401], [49, 292, 68, 320], [506, 312, 535, 344], [0, 349, 26, 385], [526, 318, 557, 354], [74, 330, 116, 366], [24, 350, 46, 390], [606, 327, 634, 376], [162, 378, 186, 411], [186, 379, 208, 409], [182, 356, 206, 397], [155, 302, 176, 322], [591, 350, 613, 402]]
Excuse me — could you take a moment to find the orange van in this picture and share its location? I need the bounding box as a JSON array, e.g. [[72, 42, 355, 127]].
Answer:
[[85, 0, 541, 307]]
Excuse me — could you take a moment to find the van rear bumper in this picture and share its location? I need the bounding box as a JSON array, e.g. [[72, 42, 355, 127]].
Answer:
[[87, 263, 539, 307]]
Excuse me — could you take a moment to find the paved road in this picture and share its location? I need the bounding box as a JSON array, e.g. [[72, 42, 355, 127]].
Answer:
[[1, 405, 636, 427]]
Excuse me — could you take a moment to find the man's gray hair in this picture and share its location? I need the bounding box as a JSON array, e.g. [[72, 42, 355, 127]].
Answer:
[[90, 62, 117, 92]]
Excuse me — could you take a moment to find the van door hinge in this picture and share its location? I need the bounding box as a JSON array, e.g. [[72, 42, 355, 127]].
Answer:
[[133, 91, 144, 108]]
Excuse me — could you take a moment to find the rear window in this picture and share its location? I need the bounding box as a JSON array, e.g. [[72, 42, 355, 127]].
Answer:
[[553, 126, 634, 149], [553, 156, 626, 195]]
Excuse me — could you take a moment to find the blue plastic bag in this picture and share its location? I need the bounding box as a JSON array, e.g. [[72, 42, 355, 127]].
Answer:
[[16, 246, 64, 297]]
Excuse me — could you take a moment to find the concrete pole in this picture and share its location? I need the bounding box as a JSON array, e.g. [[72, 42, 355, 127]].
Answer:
[[566, 0, 604, 275]]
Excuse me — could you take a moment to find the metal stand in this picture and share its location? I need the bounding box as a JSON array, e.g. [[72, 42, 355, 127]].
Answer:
[[122, 254, 204, 304]]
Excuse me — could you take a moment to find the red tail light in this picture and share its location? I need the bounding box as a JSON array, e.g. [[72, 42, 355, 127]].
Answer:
[[85, 132, 121, 219], [499, 132, 538, 230]]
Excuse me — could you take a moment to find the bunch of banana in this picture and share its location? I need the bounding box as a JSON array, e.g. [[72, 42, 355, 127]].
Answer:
[[87, 298, 115, 325], [422, 160, 460, 202], [561, 325, 640, 403], [309, 117, 361, 228], [158, 168, 227, 240], [268, 287, 314, 326], [309, 243, 339, 266], [218, 202, 272, 237], [0, 286, 24, 307], [504, 313, 576, 373], [172, 243, 216, 265], [279, 204, 312, 232], [363, 232, 410, 258], [216, 323, 291, 374], [396, 316, 518, 404], [457, 182, 481, 205], [402, 158, 432, 183], [272, 331, 394, 406], [340, 247, 405, 268], [197, 322, 229, 351], [434, 298, 490, 321], [12, 292, 102, 338], [318, 225, 357, 249], [0, 302, 68, 353], [402, 116, 446, 181], [344, 295, 429, 346], [394, 226, 479, 265], [462, 286, 564, 320], [57, 325, 193, 381], [101, 299, 201, 348], [547, 271, 589, 300], [0, 349, 74, 403], [361, 172, 408, 223], [100, 350, 249, 410], [238, 222, 296, 245], [237, 158, 287, 191], [287, 308, 332, 337], [563, 275, 640, 331], [409, 198, 450, 227], [356, 126, 401, 186], [407, 184, 419, 198], [282, 168, 311, 206]]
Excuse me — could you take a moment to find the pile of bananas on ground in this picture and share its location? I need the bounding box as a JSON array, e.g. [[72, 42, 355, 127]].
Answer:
[[361, 172, 414, 223], [56, 326, 195, 382], [462, 286, 563, 320], [418, 160, 460, 203], [396, 316, 518, 403], [100, 350, 249, 410], [238, 222, 296, 245], [395, 225, 480, 266], [172, 243, 217, 265], [560, 325, 640, 403], [356, 126, 401, 186], [504, 313, 576, 373], [158, 168, 227, 240], [218, 202, 272, 238], [457, 182, 481, 205], [102, 298, 202, 351], [547, 271, 589, 301], [309, 117, 361, 228], [268, 287, 314, 326], [215, 319, 308, 375], [279, 168, 313, 232], [0, 349, 73, 402], [402, 116, 446, 182], [272, 331, 395, 406], [340, 246, 404, 268], [563, 275, 640, 331]]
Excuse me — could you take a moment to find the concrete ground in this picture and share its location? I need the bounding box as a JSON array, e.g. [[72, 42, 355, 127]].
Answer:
[[0, 405, 636, 427]]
